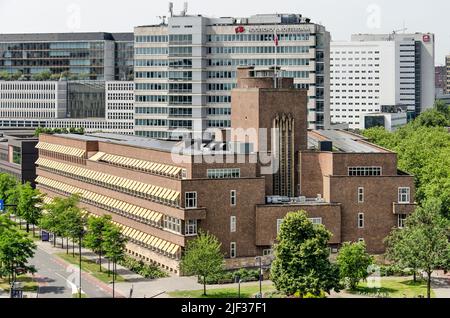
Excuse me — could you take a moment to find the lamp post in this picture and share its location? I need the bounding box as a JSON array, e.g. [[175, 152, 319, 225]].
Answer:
[[255, 256, 262, 298], [238, 278, 242, 299], [78, 229, 86, 299]]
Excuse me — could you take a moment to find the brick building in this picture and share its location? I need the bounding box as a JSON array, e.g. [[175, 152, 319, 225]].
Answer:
[[35, 67, 416, 274]]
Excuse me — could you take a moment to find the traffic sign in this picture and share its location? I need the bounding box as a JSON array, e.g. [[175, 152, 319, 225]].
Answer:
[[0, 199, 4, 212]]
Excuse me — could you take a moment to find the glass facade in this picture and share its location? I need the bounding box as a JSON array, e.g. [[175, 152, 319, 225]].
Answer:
[[0, 33, 134, 81], [66, 81, 106, 118]]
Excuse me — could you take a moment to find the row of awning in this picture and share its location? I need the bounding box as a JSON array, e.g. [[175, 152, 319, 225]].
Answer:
[[36, 142, 86, 158], [35, 158, 181, 206], [89, 152, 183, 179], [36, 176, 164, 225], [111, 221, 181, 257]]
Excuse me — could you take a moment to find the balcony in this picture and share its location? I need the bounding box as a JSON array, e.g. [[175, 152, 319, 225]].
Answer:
[[393, 202, 417, 215]]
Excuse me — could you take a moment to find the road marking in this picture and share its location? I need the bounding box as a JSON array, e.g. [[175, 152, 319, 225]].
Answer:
[[55, 272, 85, 296]]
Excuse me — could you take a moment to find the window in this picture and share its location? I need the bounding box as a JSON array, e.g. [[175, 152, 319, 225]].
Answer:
[[230, 242, 237, 258], [277, 219, 284, 234], [181, 169, 187, 180], [398, 187, 410, 203], [163, 216, 182, 233], [348, 167, 382, 176], [230, 190, 237, 206], [398, 214, 407, 229], [185, 192, 197, 209], [309, 218, 323, 225], [263, 249, 273, 256], [230, 216, 237, 233], [12, 146, 21, 165], [185, 220, 197, 235], [358, 213, 364, 228], [358, 187, 364, 203], [207, 168, 240, 179]]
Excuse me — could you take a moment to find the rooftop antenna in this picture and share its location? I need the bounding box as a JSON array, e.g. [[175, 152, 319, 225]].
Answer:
[[180, 2, 188, 16], [168, 2, 173, 17]]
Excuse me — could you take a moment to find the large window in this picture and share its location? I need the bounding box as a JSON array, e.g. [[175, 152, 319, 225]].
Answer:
[[309, 218, 323, 225], [207, 168, 240, 179], [185, 192, 197, 209], [398, 187, 410, 204], [164, 216, 181, 234], [185, 220, 197, 236], [348, 167, 382, 176], [358, 213, 364, 229]]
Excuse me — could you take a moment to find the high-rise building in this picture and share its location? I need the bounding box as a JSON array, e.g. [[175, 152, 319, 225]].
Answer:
[[435, 66, 446, 95], [351, 33, 435, 116], [134, 13, 330, 139], [330, 33, 435, 129], [0, 32, 134, 81]]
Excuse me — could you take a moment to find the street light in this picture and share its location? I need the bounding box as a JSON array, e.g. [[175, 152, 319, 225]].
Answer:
[[255, 256, 263, 298], [78, 229, 86, 299]]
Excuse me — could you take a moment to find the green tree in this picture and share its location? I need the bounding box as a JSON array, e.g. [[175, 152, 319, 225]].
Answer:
[[16, 183, 43, 235], [0, 216, 36, 283], [414, 109, 449, 128], [336, 242, 374, 290], [180, 231, 224, 296], [62, 202, 86, 256], [0, 173, 18, 205], [39, 195, 79, 247], [84, 215, 112, 271], [385, 200, 450, 298], [102, 224, 127, 284], [0, 71, 11, 81], [270, 211, 340, 297]]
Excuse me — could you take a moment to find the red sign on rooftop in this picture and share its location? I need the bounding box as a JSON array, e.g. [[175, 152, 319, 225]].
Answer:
[[235, 26, 245, 34]]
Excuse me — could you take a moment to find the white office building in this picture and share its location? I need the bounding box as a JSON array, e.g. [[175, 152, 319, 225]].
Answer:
[[0, 80, 134, 134], [134, 12, 331, 139], [330, 33, 435, 130]]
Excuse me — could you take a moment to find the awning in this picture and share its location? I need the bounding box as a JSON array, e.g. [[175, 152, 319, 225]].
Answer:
[[36, 142, 86, 158]]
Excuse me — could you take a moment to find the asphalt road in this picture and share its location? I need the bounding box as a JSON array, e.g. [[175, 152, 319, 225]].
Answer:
[[29, 245, 113, 298]]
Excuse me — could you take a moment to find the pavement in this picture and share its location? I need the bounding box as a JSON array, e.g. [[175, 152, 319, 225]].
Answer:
[[430, 271, 450, 298]]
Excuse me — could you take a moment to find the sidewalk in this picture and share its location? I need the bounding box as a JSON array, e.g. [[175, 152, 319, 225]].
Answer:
[[431, 270, 450, 298]]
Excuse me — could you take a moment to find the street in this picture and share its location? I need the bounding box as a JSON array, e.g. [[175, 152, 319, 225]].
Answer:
[[28, 244, 114, 298]]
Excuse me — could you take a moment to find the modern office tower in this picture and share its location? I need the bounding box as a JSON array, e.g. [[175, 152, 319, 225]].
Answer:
[[351, 33, 435, 116], [435, 66, 446, 95], [35, 70, 415, 273], [134, 13, 330, 139], [0, 32, 134, 81], [0, 80, 134, 134], [330, 33, 435, 129]]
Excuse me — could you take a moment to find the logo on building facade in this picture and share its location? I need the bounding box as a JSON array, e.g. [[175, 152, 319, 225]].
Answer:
[[423, 34, 431, 43], [235, 26, 245, 34]]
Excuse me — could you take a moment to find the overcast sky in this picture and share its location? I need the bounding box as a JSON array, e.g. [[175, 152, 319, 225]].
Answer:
[[0, 0, 449, 63]]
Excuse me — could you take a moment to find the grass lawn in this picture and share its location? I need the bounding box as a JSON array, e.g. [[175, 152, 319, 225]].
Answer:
[[349, 277, 435, 298], [0, 275, 39, 293], [169, 283, 277, 298], [56, 253, 126, 284]]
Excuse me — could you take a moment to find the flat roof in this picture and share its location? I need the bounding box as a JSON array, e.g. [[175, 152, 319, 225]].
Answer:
[[308, 130, 391, 153], [0, 32, 134, 42]]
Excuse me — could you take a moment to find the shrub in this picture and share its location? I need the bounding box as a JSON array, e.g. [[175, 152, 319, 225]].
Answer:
[[118, 256, 168, 279]]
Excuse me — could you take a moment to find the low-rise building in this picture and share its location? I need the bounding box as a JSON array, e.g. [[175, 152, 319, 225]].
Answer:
[[35, 67, 416, 274], [0, 129, 38, 185]]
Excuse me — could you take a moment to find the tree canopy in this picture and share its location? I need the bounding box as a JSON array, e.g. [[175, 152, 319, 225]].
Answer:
[[180, 231, 224, 296], [363, 101, 450, 217], [270, 211, 340, 297], [385, 199, 450, 298], [336, 242, 374, 290]]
